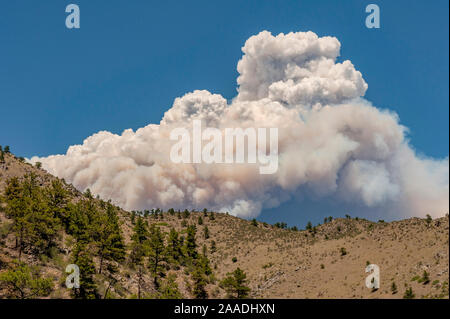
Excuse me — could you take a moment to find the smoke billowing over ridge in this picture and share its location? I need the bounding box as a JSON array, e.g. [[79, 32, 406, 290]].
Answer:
[[31, 31, 449, 219]]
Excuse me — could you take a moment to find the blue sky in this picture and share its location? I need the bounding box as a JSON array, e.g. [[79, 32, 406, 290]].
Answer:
[[0, 0, 448, 227]]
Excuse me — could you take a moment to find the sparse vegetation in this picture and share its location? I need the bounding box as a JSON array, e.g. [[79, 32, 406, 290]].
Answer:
[[425, 214, 432, 226], [419, 270, 430, 285], [403, 287, 415, 299], [391, 282, 398, 294], [220, 268, 250, 299]]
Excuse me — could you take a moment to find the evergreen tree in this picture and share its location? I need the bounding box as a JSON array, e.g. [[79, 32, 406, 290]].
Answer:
[[220, 268, 251, 299], [156, 274, 182, 299], [45, 180, 69, 223], [66, 196, 101, 244], [4, 175, 61, 258], [26, 191, 61, 255], [71, 243, 98, 299], [3, 177, 29, 259], [0, 146, 4, 163], [403, 287, 415, 299], [203, 226, 210, 239], [129, 217, 149, 300], [148, 225, 166, 288], [130, 216, 149, 265], [166, 228, 183, 265], [184, 225, 198, 259], [96, 204, 126, 274], [0, 260, 53, 299], [198, 254, 212, 277], [425, 214, 433, 226], [191, 262, 208, 299]]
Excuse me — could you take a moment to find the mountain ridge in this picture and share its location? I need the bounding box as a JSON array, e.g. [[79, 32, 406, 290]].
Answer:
[[0, 150, 448, 299]]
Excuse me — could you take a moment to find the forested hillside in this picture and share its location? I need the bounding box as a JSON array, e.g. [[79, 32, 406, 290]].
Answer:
[[0, 147, 448, 299]]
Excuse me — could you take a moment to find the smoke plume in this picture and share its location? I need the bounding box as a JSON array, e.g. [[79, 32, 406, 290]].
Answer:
[[31, 31, 449, 219]]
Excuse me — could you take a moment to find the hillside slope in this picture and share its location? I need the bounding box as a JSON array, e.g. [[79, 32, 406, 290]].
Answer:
[[0, 152, 448, 299]]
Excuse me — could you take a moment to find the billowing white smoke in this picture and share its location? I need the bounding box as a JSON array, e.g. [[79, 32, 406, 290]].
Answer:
[[31, 31, 449, 219]]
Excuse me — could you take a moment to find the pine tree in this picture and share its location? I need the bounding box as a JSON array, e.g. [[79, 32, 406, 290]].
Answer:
[[0, 260, 53, 299], [156, 273, 182, 299], [129, 217, 150, 300], [425, 214, 433, 226], [26, 190, 61, 255], [4, 175, 61, 258], [198, 253, 212, 277], [203, 226, 210, 239], [220, 268, 251, 299], [166, 228, 183, 265], [148, 225, 166, 288], [45, 179, 69, 223], [130, 216, 149, 265], [3, 177, 28, 260], [191, 262, 208, 299], [66, 201, 91, 243], [403, 287, 415, 299], [96, 204, 126, 274], [184, 225, 198, 260], [0, 145, 4, 163], [71, 243, 98, 299]]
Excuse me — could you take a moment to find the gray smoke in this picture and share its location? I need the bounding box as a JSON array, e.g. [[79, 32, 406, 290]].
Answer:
[[30, 31, 449, 219]]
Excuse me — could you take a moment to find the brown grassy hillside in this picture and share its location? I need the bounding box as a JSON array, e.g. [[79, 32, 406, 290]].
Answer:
[[0, 152, 448, 299]]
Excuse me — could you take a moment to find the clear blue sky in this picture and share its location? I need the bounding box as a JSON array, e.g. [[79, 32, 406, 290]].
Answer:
[[1, 0, 448, 227]]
